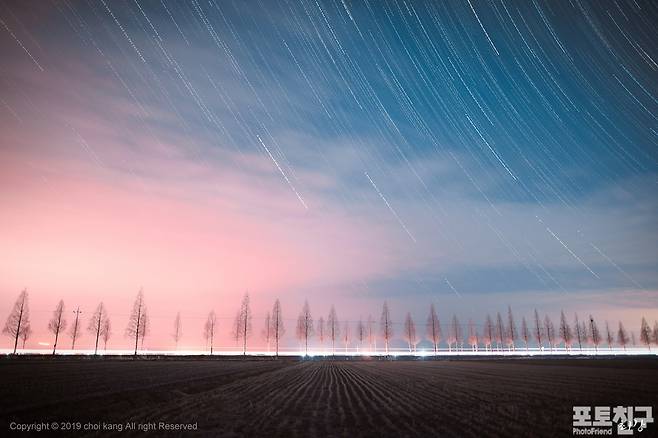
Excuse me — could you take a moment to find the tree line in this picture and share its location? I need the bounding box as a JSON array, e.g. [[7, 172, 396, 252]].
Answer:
[[3, 289, 658, 355]]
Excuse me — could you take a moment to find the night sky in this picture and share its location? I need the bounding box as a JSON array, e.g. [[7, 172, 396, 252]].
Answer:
[[1, 0, 656, 350]]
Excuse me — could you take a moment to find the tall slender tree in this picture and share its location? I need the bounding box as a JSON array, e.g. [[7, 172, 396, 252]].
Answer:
[[380, 301, 393, 356], [617, 321, 628, 351], [450, 314, 462, 352], [48, 300, 67, 355], [580, 320, 588, 348], [70, 307, 82, 350], [236, 293, 252, 355], [559, 310, 572, 351], [605, 321, 614, 350], [357, 318, 365, 352], [468, 319, 478, 351], [126, 288, 146, 355], [483, 314, 494, 351], [367, 314, 375, 352], [533, 309, 543, 350], [232, 310, 241, 347], [297, 300, 313, 355], [653, 322, 658, 348], [574, 313, 584, 351], [520, 316, 530, 351], [589, 315, 601, 352], [3, 289, 30, 354], [328, 305, 340, 355], [204, 311, 217, 354], [403, 312, 417, 353], [640, 317, 651, 350], [342, 320, 350, 353], [426, 303, 441, 355], [172, 312, 182, 350], [88, 303, 109, 355], [544, 315, 556, 351], [495, 312, 505, 351], [271, 299, 285, 357], [506, 306, 517, 351], [317, 316, 326, 352], [262, 311, 272, 352]]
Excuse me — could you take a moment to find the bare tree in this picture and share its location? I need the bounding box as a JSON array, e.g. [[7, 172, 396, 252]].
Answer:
[[468, 319, 478, 351], [342, 320, 350, 353], [559, 310, 572, 351], [271, 299, 285, 357], [295, 315, 304, 351], [3, 289, 30, 354], [357, 318, 365, 352], [88, 303, 109, 355], [495, 312, 505, 351], [101, 318, 111, 351], [482, 314, 494, 351], [426, 303, 441, 355], [544, 315, 556, 351], [317, 316, 325, 351], [403, 312, 417, 353], [631, 331, 636, 347], [231, 311, 240, 347], [506, 306, 517, 351], [617, 321, 628, 351], [450, 314, 462, 352], [126, 289, 146, 355], [70, 307, 82, 350], [204, 311, 217, 354], [533, 309, 543, 350], [20, 324, 32, 349], [367, 314, 375, 352], [520, 317, 530, 351], [604, 321, 613, 350], [48, 300, 67, 355], [236, 293, 252, 355], [580, 321, 588, 348], [653, 322, 658, 348], [589, 315, 600, 352], [640, 317, 651, 350], [380, 301, 393, 356], [262, 311, 272, 352], [328, 305, 340, 355], [173, 312, 182, 350], [296, 300, 313, 355], [574, 313, 584, 351]]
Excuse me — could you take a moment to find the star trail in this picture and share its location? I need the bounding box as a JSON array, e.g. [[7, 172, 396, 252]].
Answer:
[[0, 0, 656, 349]]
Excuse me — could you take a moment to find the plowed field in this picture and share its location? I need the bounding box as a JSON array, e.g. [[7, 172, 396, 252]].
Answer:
[[2, 357, 656, 437]]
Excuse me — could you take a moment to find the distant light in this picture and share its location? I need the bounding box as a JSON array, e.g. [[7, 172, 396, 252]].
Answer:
[[38, 342, 49, 346]]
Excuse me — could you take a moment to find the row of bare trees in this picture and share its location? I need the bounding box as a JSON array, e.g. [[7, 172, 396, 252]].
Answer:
[[4, 290, 658, 355], [1, 290, 113, 355], [288, 301, 658, 354]]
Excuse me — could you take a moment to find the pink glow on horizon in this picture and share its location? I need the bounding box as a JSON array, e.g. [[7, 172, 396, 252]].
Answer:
[[0, 133, 402, 349]]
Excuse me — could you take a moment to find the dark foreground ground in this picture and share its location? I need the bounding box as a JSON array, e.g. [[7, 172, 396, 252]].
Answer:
[[1, 356, 657, 437]]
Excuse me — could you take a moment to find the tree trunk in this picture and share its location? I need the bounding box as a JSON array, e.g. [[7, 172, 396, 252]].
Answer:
[[94, 316, 101, 355], [13, 302, 24, 354], [242, 314, 247, 356], [134, 311, 141, 356], [52, 329, 59, 355]]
